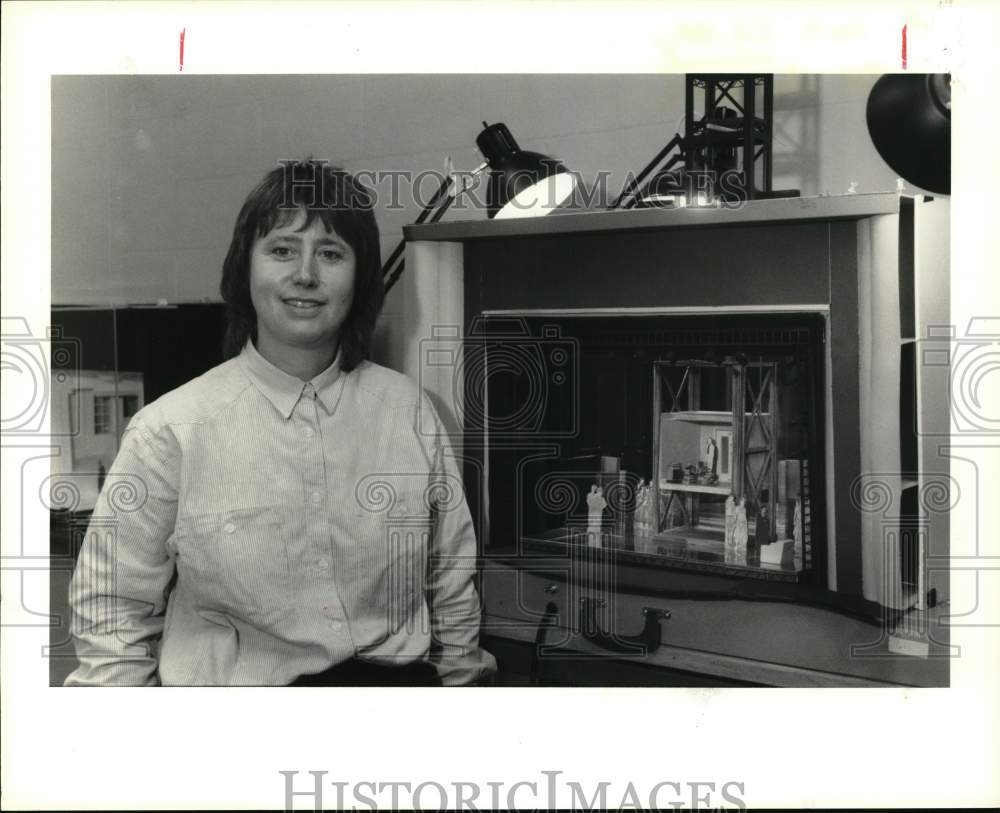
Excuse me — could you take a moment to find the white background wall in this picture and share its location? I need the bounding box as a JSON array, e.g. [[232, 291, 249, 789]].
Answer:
[[52, 73, 939, 369]]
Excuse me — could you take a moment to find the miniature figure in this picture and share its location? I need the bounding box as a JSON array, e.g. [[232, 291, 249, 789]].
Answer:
[[793, 497, 803, 556], [587, 484, 606, 515], [644, 483, 659, 532], [587, 485, 607, 548], [665, 494, 683, 529], [705, 438, 719, 476], [756, 503, 770, 546], [633, 479, 649, 534], [724, 493, 737, 562], [733, 497, 748, 564]]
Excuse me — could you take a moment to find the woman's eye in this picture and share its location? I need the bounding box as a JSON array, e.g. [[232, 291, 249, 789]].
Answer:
[[270, 246, 294, 258], [319, 249, 343, 262]]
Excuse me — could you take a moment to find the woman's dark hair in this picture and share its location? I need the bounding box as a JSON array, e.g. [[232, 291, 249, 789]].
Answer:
[[220, 159, 383, 372]]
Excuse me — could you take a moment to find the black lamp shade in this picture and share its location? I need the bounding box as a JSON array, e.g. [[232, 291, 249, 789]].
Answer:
[[866, 73, 951, 195], [476, 122, 576, 218]]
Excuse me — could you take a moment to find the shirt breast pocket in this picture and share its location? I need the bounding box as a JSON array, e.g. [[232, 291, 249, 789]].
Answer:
[[174, 505, 293, 626]]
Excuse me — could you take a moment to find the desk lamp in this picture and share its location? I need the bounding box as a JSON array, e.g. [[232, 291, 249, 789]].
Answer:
[[382, 122, 576, 293]]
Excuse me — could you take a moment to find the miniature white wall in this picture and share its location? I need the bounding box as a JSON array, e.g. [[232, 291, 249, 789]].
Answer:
[[50, 370, 145, 511], [52, 74, 944, 372], [657, 417, 702, 478]]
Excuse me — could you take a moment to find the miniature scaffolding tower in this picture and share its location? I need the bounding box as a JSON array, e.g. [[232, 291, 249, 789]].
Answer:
[[614, 74, 793, 208]]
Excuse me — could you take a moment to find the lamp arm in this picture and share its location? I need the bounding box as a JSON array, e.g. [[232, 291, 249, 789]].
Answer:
[[429, 192, 455, 223], [382, 191, 455, 295], [383, 257, 405, 295], [622, 153, 685, 209], [380, 174, 454, 280], [611, 133, 683, 209], [381, 162, 489, 294]]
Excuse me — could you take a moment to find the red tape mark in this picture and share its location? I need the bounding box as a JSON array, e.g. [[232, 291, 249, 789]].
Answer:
[[179, 27, 186, 72], [901, 23, 907, 69]]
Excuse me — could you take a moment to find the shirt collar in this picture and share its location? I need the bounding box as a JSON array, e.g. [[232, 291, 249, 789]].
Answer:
[[239, 339, 344, 419]]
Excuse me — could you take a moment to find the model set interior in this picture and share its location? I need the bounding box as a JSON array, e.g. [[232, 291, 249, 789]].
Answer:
[[480, 314, 822, 581]]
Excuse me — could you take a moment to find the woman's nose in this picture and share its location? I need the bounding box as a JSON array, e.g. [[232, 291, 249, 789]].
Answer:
[[292, 253, 319, 285]]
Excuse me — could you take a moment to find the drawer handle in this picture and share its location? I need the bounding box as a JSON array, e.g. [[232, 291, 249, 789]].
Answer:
[[530, 599, 561, 687], [579, 597, 670, 654]]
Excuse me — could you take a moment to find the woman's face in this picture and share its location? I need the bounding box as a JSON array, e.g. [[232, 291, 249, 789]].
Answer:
[[249, 208, 356, 364]]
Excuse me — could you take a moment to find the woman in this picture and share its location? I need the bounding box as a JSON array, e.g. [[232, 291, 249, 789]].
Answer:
[[66, 160, 495, 686]]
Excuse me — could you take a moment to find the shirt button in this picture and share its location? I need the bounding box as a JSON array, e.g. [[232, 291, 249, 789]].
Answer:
[[329, 620, 343, 632], [316, 559, 330, 572], [223, 522, 236, 534], [310, 491, 322, 504], [303, 427, 315, 438]]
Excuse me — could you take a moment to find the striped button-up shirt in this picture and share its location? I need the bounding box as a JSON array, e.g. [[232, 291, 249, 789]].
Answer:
[[65, 340, 495, 686]]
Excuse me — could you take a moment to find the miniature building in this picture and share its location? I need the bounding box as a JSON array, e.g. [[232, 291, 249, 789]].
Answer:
[[50, 370, 144, 512]]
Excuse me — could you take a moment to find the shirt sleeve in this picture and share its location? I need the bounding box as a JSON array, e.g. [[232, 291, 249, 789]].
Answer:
[[419, 395, 498, 686], [64, 418, 180, 686]]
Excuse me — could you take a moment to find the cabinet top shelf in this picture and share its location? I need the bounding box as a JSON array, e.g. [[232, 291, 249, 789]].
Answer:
[[405, 192, 906, 243], [663, 410, 733, 425], [658, 481, 732, 495]]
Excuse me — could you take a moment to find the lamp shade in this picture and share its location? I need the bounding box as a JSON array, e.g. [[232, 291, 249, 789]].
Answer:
[[475, 122, 577, 219], [866, 73, 950, 195]]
